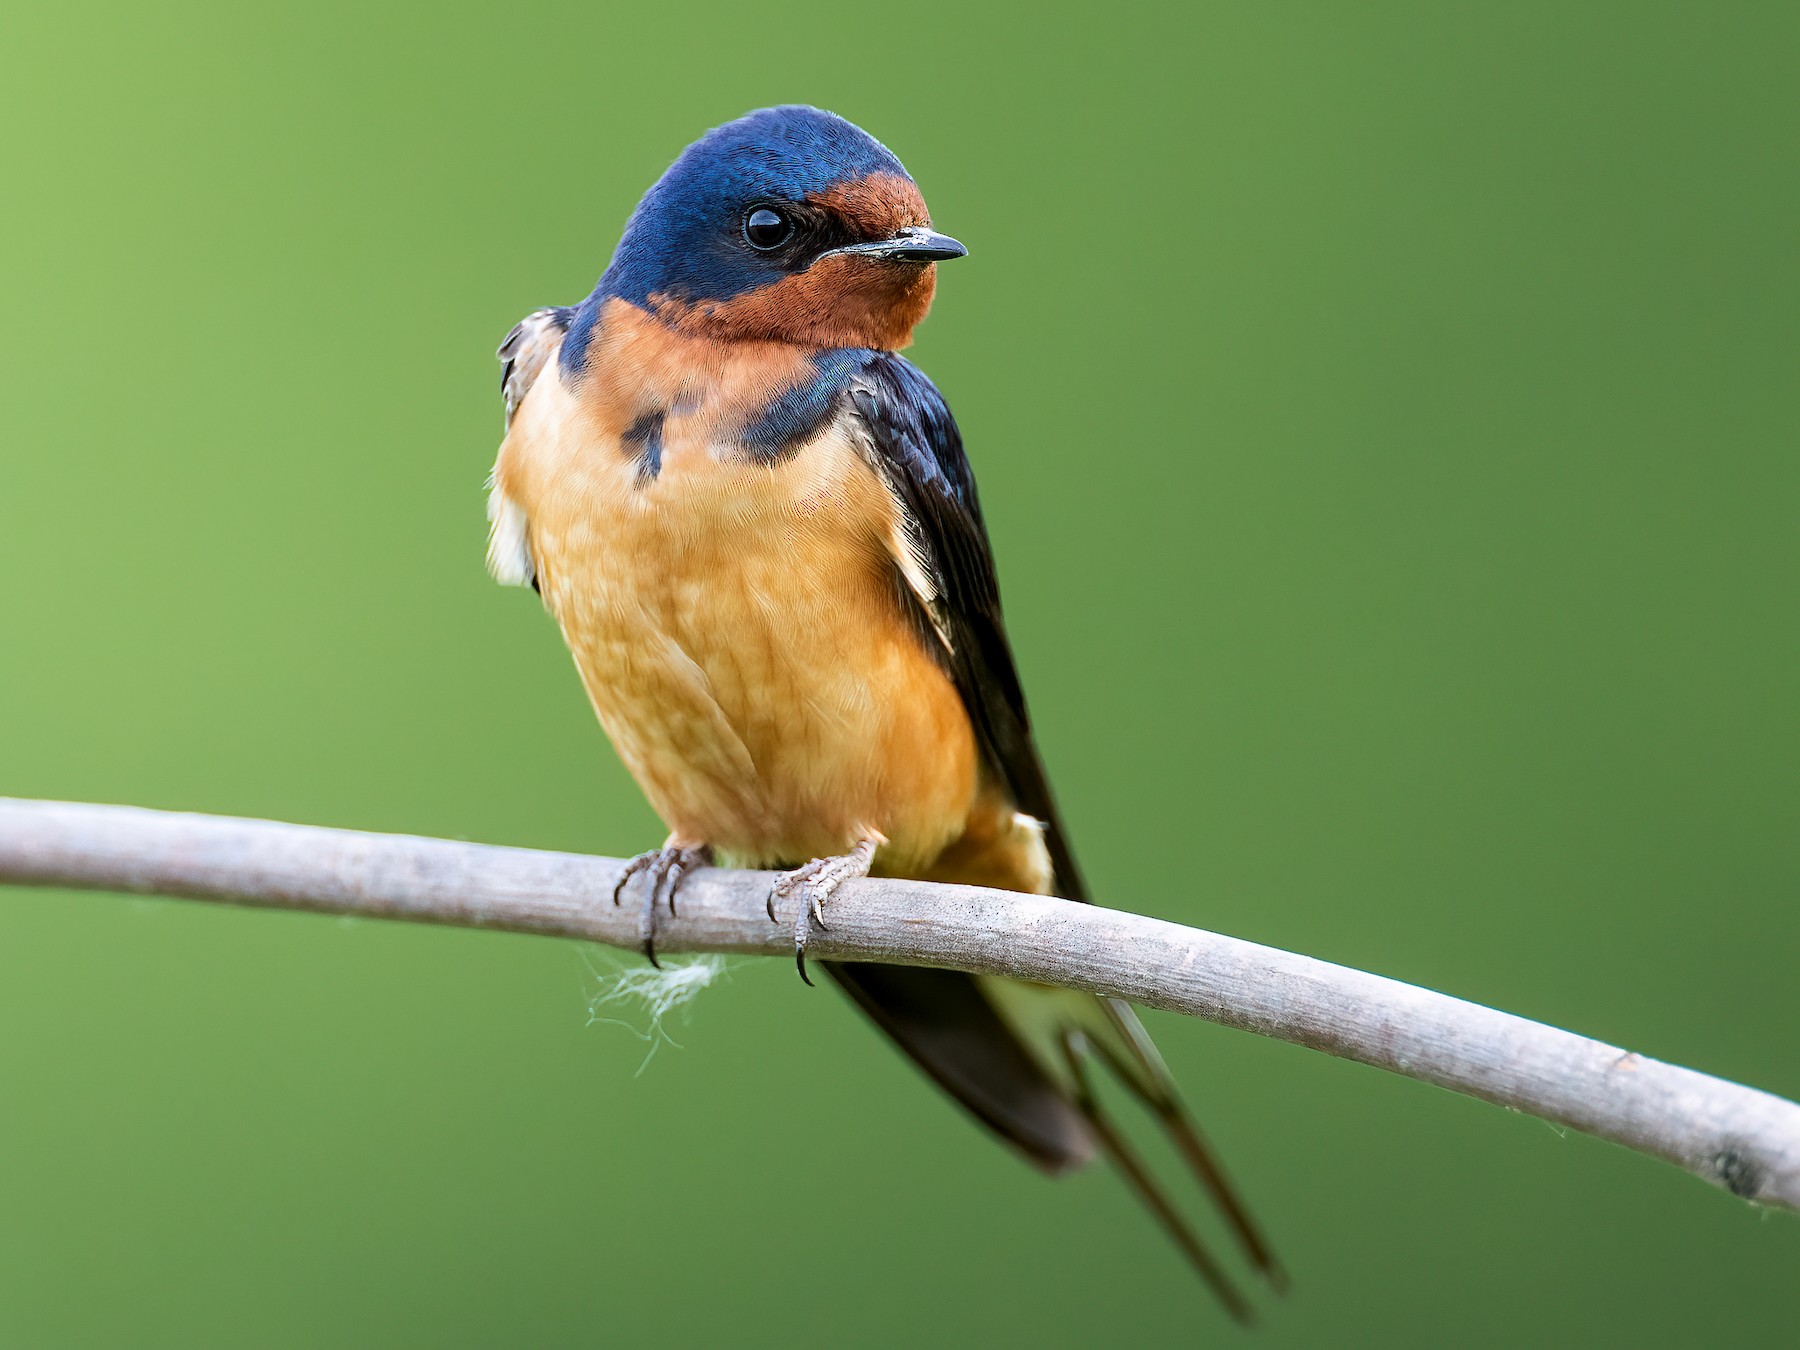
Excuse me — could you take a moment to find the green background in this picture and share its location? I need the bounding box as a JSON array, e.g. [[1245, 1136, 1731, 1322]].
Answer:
[[3, 3, 1794, 1345]]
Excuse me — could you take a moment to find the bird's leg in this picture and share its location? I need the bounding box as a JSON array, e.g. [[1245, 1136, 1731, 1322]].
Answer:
[[612, 840, 712, 968], [766, 833, 883, 986]]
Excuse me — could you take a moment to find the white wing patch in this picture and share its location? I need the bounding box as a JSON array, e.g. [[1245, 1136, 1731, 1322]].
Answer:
[[485, 475, 534, 587], [889, 513, 950, 651]]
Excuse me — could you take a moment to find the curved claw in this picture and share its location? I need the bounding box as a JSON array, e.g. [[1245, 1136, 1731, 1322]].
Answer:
[[655, 854, 690, 919], [793, 889, 820, 985], [611, 859, 645, 907]]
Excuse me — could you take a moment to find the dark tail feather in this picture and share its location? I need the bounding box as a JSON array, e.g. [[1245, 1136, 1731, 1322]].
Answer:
[[828, 962, 1282, 1309], [822, 962, 1094, 1175], [1059, 1030, 1255, 1323], [1153, 1093, 1288, 1293], [1080, 1020, 1288, 1296]]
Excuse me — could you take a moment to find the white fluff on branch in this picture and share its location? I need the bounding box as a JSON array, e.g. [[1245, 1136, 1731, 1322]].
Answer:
[[583, 952, 730, 1073]]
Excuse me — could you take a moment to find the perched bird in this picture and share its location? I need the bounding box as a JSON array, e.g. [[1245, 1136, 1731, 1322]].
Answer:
[[486, 105, 1281, 1313]]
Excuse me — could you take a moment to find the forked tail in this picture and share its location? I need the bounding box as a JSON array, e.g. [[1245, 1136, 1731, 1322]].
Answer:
[[827, 962, 1284, 1319]]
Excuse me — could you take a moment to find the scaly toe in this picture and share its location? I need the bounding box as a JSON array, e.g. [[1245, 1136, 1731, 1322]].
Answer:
[[766, 836, 881, 986], [613, 844, 711, 967]]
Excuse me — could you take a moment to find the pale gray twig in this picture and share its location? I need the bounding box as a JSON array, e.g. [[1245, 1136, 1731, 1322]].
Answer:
[[1, 796, 1794, 1212]]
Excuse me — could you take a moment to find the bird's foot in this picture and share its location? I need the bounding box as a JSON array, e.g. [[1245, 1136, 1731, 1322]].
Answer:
[[612, 843, 711, 968], [766, 834, 881, 986]]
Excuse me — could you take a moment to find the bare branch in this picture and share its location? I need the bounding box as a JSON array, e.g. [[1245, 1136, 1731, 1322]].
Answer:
[[2, 797, 1795, 1212]]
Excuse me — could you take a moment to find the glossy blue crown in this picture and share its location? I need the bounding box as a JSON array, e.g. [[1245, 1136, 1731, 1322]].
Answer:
[[598, 105, 910, 308]]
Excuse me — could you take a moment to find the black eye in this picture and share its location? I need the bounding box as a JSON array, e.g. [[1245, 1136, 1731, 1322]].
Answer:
[[744, 207, 791, 250]]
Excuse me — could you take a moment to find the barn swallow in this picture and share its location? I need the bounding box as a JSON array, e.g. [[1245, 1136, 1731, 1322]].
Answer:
[[485, 106, 1281, 1314]]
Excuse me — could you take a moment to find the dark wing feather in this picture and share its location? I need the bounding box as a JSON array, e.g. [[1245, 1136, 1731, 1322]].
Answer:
[[823, 351, 1099, 1175], [833, 354, 1282, 1305], [846, 352, 1087, 903]]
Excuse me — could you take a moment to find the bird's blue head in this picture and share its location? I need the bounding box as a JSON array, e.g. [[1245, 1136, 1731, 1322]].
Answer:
[[593, 106, 965, 351]]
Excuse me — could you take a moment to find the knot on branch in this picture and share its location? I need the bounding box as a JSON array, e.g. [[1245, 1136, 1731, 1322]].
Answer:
[[1712, 1145, 1766, 1201]]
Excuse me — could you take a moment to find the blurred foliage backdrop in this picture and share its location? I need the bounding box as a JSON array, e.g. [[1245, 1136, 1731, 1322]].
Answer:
[[2, 2, 1795, 1345]]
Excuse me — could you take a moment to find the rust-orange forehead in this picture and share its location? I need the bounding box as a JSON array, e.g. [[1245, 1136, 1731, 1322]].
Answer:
[[807, 172, 930, 240]]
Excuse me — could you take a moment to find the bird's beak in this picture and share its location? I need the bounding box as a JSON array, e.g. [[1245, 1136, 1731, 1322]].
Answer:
[[830, 226, 967, 263]]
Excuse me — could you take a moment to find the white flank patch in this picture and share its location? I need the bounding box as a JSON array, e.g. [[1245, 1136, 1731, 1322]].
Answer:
[[485, 480, 534, 587]]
